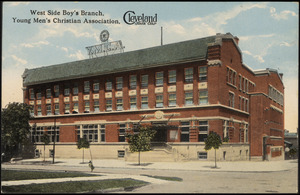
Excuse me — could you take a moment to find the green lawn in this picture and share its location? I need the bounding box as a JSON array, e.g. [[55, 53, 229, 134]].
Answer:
[[1, 170, 98, 181], [141, 174, 183, 181], [2, 179, 148, 193]]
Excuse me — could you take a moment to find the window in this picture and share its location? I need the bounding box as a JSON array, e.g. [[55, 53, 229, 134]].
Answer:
[[185, 68, 193, 83], [168, 70, 176, 84], [185, 92, 193, 106], [223, 121, 229, 140], [118, 150, 125, 158], [47, 126, 60, 142], [36, 89, 41, 100], [29, 88, 35, 100], [75, 125, 81, 142], [116, 77, 123, 91], [244, 124, 248, 143], [199, 67, 207, 81], [198, 152, 207, 159], [46, 104, 51, 115], [130, 97, 137, 110], [239, 75, 242, 90], [84, 81, 90, 94], [46, 88, 51, 98], [84, 101, 90, 113], [54, 104, 59, 115], [141, 96, 148, 109], [100, 124, 106, 142], [94, 101, 99, 112], [73, 102, 78, 113], [156, 95, 163, 108], [30, 126, 44, 143], [198, 121, 208, 142], [64, 84, 70, 96], [93, 80, 99, 92], [141, 75, 148, 88], [229, 92, 235, 108], [54, 85, 59, 97], [65, 103, 70, 114], [37, 105, 42, 116], [119, 124, 126, 142], [227, 67, 236, 86], [106, 80, 112, 91], [106, 99, 112, 111], [199, 90, 208, 105], [156, 72, 163, 86], [82, 124, 98, 142], [168, 93, 176, 107], [116, 99, 123, 111], [130, 75, 137, 89], [180, 121, 190, 142], [73, 83, 78, 95]]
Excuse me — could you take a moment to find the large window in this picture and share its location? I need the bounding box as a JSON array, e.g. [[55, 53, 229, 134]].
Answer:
[[84, 101, 90, 113], [73, 83, 78, 95], [130, 97, 137, 110], [180, 122, 190, 142], [141, 96, 148, 109], [93, 80, 99, 92], [199, 66, 207, 81], [116, 99, 123, 111], [185, 92, 193, 106], [65, 103, 70, 114], [168, 70, 176, 84], [199, 90, 208, 105], [46, 88, 51, 99], [84, 81, 90, 94], [119, 124, 126, 142], [82, 125, 98, 142], [130, 75, 137, 89], [106, 80, 112, 91], [54, 85, 59, 98], [156, 95, 163, 108], [168, 93, 176, 107], [30, 126, 44, 143], [94, 101, 99, 112], [156, 72, 163, 86], [46, 104, 51, 115], [36, 89, 41, 100], [64, 84, 70, 96], [185, 68, 193, 83], [229, 92, 235, 108], [106, 99, 112, 111], [54, 104, 59, 115], [198, 121, 208, 142], [29, 88, 35, 100], [73, 102, 79, 113], [116, 77, 123, 91], [37, 105, 42, 116], [47, 126, 60, 142], [141, 75, 148, 88]]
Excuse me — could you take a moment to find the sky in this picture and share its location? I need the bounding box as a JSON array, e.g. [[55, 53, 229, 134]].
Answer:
[[2, 1, 299, 132]]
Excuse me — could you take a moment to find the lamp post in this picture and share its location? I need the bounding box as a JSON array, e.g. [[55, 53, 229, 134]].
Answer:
[[52, 113, 56, 164]]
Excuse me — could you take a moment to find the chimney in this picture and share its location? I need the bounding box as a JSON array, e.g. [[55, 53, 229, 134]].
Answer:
[[234, 36, 239, 45]]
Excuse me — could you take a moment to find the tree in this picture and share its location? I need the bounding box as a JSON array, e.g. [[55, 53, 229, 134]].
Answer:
[[126, 126, 156, 165], [1, 102, 33, 160], [204, 131, 222, 168], [76, 138, 90, 163], [41, 133, 50, 161]]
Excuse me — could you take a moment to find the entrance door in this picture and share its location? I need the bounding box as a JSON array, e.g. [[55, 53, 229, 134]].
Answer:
[[151, 122, 167, 142]]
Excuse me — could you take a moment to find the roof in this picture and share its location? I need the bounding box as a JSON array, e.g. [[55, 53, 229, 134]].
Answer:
[[22, 34, 218, 86]]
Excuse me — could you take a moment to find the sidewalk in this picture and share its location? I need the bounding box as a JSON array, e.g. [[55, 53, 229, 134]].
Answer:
[[3, 158, 298, 172]]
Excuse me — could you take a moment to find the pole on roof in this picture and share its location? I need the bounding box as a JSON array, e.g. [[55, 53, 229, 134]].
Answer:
[[161, 27, 163, 46]]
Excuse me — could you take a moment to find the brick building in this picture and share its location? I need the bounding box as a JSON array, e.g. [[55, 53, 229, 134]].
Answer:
[[22, 33, 284, 161]]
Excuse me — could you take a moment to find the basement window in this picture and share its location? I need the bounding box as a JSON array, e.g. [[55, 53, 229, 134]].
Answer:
[[198, 152, 207, 160]]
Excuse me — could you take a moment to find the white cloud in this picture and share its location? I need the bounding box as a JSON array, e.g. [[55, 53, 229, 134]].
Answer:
[[5, 2, 30, 6], [68, 50, 85, 60], [20, 41, 50, 48], [242, 50, 265, 63], [11, 55, 28, 66], [270, 7, 298, 20]]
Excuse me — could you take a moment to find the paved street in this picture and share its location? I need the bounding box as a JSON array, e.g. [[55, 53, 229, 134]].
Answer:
[[1, 158, 298, 193]]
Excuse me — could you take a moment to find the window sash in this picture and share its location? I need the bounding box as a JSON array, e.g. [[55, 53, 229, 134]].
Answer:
[[141, 75, 148, 88], [106, 81, 112, 91], [73, 83, 78, 95], [199, 67, 207, 81], [46, 89, 51, 98], [156, 95, 163, 108], [130, 75, 137, 89], [65, 104, 70, 114], [156, 72, 163, 86], [185, 92, 193, 105], [141, 96, 148, 109], [185, 68, 193, 83], [116, 77, 123, 90], [54, 85, 59, 97], [168, 70, 176, 84], [130, 97, 137, 110], [199, 90, 208, 104], [116, 99, 123, 110], [169, 94, 176, 106], [106, 99, 112, 111], [93, 81, 99, 92]]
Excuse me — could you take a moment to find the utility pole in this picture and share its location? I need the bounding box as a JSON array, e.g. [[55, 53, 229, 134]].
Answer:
[[52, 114, 56, 164]]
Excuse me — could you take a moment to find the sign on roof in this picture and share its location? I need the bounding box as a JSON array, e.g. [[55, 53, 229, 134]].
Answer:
[[86, 30, 125, 59]]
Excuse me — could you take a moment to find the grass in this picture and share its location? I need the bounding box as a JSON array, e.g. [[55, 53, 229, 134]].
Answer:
[[1, 170, 98, 181], [2, 179, 148, 193], [141, 174, 183, 181]]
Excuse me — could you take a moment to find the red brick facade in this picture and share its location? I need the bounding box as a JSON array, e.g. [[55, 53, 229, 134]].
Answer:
[[23, 33, 284, 160]]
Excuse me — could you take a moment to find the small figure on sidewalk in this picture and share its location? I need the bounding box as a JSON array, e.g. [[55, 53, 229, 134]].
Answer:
[[88, 160, 94, 172]]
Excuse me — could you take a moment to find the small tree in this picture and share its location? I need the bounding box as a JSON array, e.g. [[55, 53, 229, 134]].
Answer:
[[77, 138, 90, 163], [126, 126, 156, 165], [204, 131, 222, 168], [41, 133, 50, 161]]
